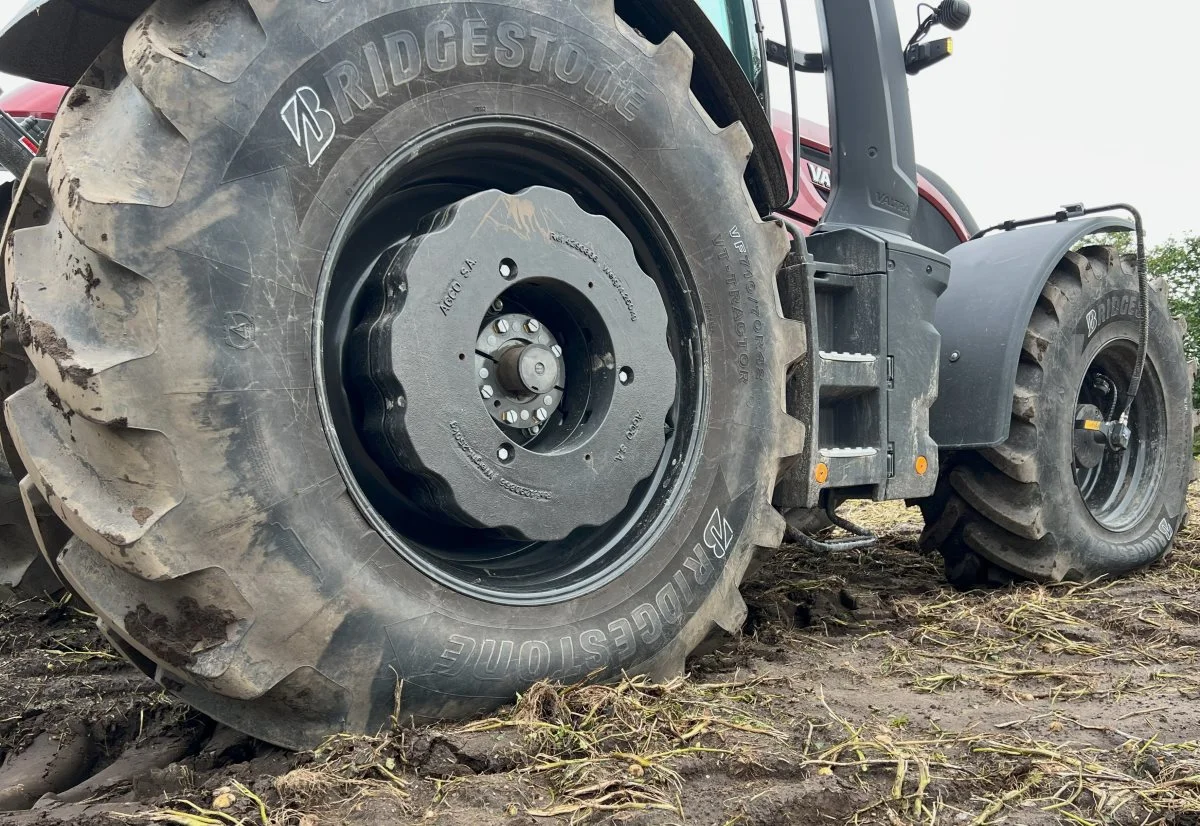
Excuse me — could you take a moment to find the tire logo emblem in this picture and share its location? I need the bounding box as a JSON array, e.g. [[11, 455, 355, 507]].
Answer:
[[1156, 517, 1174, 544], [704, 507, 734, 559], [224, 312, 257, 350], [1086, 309, 1099, 336], [281, 86, 336, 166]]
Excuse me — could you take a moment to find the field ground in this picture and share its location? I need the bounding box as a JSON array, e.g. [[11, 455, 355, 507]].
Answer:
[[2, 489, 1200, 825]]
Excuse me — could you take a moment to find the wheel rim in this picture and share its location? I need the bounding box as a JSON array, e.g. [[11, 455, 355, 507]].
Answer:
[[313, 119, 704, 605], [1073, 338, 1168, 531]]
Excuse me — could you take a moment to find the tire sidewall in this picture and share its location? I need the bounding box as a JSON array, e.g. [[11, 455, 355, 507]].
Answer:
[[1036, 266, 1190, 577], [118, 0, 786, 720]]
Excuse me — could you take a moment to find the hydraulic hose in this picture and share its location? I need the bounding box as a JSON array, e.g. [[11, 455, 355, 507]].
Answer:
[[1118, 204, 1150, 423], [973, 202, 1149, 427]]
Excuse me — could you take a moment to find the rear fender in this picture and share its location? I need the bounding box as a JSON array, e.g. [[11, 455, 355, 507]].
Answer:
[[0, 1, 148, 87], [931, 216, 1133, 450]]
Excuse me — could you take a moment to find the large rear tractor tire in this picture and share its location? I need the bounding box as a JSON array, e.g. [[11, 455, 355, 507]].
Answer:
[[920, 245, 1193, 588], [2, 0, 806, 748]]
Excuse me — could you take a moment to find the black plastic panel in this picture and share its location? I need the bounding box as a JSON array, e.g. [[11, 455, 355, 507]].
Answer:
[[931, 216, 1134, 450], [776, 227, 948, 507]]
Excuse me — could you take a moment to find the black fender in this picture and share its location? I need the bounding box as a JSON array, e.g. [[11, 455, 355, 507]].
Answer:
[[0, 0, 788, 215], [931, 216, 1133, 450], [0, 0, 147, 87]]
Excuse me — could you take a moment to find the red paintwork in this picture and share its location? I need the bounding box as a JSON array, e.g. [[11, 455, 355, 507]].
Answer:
[[771, 110, 972, 241], [0, 82, 65, 120], [0, 83, 971, 241]]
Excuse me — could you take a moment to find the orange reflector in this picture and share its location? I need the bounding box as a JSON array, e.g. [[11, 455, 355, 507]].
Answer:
[[1083, 420, 1102, 432], [814, 463, 829, 484], [915, 456, 929, 476]]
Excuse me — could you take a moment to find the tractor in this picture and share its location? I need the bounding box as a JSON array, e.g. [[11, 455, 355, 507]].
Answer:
[[0, 0, 1190, 750]]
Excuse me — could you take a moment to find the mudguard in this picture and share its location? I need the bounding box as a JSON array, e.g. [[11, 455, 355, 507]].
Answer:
[[931, 216, 1133, 450], [0, 1, 147, 87]]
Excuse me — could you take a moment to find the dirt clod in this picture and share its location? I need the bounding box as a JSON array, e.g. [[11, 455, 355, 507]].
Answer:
[[122, 598, 237, 669]]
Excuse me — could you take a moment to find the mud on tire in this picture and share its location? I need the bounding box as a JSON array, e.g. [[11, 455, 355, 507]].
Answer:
[[0, 164, 62, 602], [920, 245, 1193, 588], [2, 0, 807, 747]]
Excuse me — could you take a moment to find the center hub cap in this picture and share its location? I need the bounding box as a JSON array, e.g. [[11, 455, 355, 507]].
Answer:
[[501, 342, 557, 396], [477, 313, 566, 430], [353, 187, 676, 541]]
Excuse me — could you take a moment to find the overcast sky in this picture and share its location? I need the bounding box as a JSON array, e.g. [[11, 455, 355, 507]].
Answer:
[[766, 0, 1196, 243], [1, 1, 1194, 242]]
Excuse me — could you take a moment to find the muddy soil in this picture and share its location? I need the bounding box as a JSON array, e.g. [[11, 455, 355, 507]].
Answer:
[[2, 492, 1199, 825]]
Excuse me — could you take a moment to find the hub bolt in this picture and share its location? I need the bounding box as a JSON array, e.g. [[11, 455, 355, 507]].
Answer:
[[544, 396, 554, 406], [525, 319, 542, 334], [536, 408, 549, 422], [504, 410, 519, 425], [551, 345, 563, 358], [495, 319, 511, 334], [481, 385, 494, 400], [531, 425, 541, 435], [520, 410, 531, 421]]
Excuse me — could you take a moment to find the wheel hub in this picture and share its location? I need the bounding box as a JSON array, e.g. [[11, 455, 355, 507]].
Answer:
[[476, 313, 566, 433], [352, 187, 677, 541], [1072, 344, 1167, 532], [1073, 403, 1107, 469]]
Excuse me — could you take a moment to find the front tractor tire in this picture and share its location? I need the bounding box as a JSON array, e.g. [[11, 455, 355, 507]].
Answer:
[[921, 245, 1193, 588], [2, 0, 806, 747]]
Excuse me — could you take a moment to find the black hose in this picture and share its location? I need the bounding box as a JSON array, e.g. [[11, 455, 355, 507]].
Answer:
[[783, 495, 878, 553], [1118, 204, 1149, 422], [824, 496, 878, 544], [1093, 373, 1120, 421], [779, 0, 802, 209], [973, 202, 1149, 424]]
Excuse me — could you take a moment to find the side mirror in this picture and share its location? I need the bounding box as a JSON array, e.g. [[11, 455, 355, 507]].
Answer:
[[934, 0, 972, 31]]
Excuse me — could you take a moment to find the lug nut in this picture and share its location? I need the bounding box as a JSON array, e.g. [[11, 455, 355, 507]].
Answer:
[[520, 410, 531, 421], [495, 319, 511, 334], [503, 410, 519, 425], [525, 319, 541, 334], [551, 345, 563, 358], [536, 408, 549, 422], [492, 298, 504, 312], [530, 425, 541, 436], [481, 385, 494, 400], [497, 446, 511, 462], [479, 367, 490, 379], [544, 395, 554, 406]]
